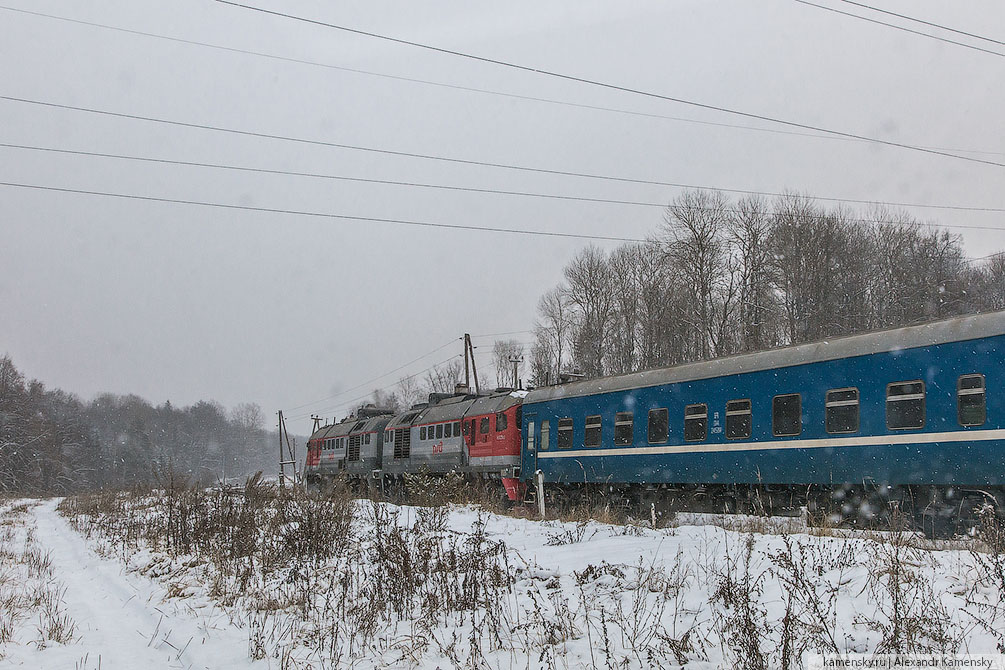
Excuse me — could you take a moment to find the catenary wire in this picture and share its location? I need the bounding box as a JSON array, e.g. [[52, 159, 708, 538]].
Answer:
[[793, 0, 1005, 58], [836, 0, 1005, 47], [2, 4, 1001, 158], [1, 102, 1002, 215], [0, 142, 667, 209], [6, 140, 1005, 214], [288, 354, 464, 421], [2, 177, 1003, 237], [285, 338, 461, 412], [0, 181, 650, 242], [212, 0, 1005, 169]]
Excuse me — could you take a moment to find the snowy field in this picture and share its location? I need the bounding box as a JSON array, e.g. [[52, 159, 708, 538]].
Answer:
[[1, 491, 1004, 669]]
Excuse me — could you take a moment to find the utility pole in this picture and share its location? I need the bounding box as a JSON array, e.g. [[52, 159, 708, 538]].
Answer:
[[278, 410, 297, 489], [508, 353, 524, 389], [463, 334, 480, 395], [463, 334, 470, 390]]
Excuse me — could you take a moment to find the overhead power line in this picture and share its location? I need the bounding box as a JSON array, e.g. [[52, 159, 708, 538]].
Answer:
[[213, 0, 1005, 169], [288, 353, 463, 421], [1, 178, 1003, 237], [0, 180, 650, 242], [836, 0, 1005, 47], [794, 0, 1005, 58], [3, 5, 1001, 159], [0, 141, 666, 209], [286, 338, 460, 412], [2, 97, 1002, 215]]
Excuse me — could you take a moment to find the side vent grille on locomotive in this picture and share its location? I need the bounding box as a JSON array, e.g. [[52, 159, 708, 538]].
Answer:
[[394, 427, 411, 459], [348, 434, 361, 461]]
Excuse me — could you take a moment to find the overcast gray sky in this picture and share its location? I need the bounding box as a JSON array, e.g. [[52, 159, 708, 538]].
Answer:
[[2, 0, 1003, 436]]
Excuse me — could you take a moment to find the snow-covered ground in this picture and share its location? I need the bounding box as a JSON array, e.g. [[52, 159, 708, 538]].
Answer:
[[0, 499, 256, 669], [2, 494, 1004, 668]]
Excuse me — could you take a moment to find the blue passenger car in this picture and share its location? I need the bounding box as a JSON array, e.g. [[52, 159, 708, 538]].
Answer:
[[520, 312, 1005, 507]]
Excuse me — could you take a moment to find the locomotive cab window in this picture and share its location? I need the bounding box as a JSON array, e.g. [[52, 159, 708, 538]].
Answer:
[[772, 394, 802, 436], [480, 417, 490, 434], [958, 374, 986, 426], [614, 412, 633, 445], [557, 418, 574, 449], [725, 399, 752, 439], [496, 412, 507, 431], [584, 415, 602, 447], [648, 408, 669, 444], [684, 404, 708, 442], [887, 381, 925, 430], [826, 388, 859, 433]]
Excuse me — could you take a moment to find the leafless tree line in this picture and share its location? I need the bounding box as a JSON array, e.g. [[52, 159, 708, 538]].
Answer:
[[0, 354, 273, 494], [529, 190, 1003, 385]]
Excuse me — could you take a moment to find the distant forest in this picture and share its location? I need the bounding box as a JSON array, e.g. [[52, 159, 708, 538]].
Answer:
[[525, 191, 1005, 385], [0, 355, 279, 495]]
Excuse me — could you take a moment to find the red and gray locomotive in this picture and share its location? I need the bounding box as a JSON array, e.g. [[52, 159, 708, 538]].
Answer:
[[304, 385, 526, 500]]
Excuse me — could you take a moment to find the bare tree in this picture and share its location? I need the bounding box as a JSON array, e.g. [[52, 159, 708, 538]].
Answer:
[[364, 388, 402, 413], [395, 374, 423, 409], [607, 244, 642, 374], [728, 195, 780, 352], [564, 246, 615, 377], [528, 339, 554, 387], [661, 190, 737, 358], [535, 285, 575, 382], [976, 253, 1005, 312], [425, 359, 464, 395], [492, 339, 525, 388]]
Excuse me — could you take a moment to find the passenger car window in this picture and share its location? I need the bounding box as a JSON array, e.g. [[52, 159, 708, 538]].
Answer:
[[684, 404, 707, 442], [557, 418, 574, 449], [826, 388, 859, 433], [887, 381, 925, 430], [648, 408, 669, 443], [584, 415, 602, 446], [540, 420, 550, 450], [772, 394, 802, 436], [958, 374, 985, 426], [725, 399, 751, 439], [614, 412, 633, 445]]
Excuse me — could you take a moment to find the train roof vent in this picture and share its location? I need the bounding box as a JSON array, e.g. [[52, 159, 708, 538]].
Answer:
[[358, 405, 394, 418], [558, 369, 586, 384], [454, 383, 469, 396], [427, 392, 453, 405], [494, 387, 513, 393]]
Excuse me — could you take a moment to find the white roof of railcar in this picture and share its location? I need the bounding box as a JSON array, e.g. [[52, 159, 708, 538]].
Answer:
[[525, 310, 1005, 403]]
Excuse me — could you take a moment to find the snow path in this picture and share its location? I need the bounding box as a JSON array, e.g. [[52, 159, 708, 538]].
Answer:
[[28, 499, 258, 669]]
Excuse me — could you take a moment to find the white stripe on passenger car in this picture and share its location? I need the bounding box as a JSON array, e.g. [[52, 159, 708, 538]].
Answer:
[[535, 428, 1005, 459]]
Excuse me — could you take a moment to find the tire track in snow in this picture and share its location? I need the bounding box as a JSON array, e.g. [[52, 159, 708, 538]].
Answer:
[[31, 499, 256, 669]]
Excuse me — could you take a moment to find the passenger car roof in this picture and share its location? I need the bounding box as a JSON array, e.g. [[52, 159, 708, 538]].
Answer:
[[525, 310, 1005, 403]]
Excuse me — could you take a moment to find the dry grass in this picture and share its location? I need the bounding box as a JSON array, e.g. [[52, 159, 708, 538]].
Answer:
[[51, 476, 1005, 668], [0, 499, 78, 657]]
